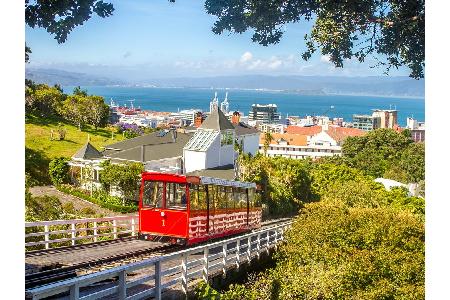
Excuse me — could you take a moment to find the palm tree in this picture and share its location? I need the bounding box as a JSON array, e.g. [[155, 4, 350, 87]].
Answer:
[[263, 132, 273, 156]]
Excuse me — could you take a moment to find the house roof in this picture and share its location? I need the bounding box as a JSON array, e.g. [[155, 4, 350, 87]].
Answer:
[[72, 142, 103, 160], [259, 133, 308, 146], [104, 132, 194, 162], [285, 125, 322, 135], [103, 130, 187, 155], [186, 164, 235, 180], [200, 106, 235, 131], [233, 122, 259, 136], [325, 126, 366, 143]]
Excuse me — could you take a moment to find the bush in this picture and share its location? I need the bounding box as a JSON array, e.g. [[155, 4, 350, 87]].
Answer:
[[49, 157, 70, 186], [79, 206, 97, 216], [218, 203, 424, 299], [58, 185, 138, 213]]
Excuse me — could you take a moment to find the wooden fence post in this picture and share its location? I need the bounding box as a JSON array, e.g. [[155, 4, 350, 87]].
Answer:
[[155, 261, 162, 300], [71, 223, 76, 246], [44, 225, 49, 250], [93, 221, 98, 242], [222, 243, 227, 276], [118, 270, 127, 300], [181, 253, 188, 295], [113, 220, 118, 239], [236, 239, 240, 270], [131, 218, 136, 237], [202, 247, 209, 282]]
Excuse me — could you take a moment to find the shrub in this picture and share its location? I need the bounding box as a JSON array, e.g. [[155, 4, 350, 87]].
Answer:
[[48, 157, 70, 186], [79, 206, 97, 216], [222, 203, 424, 299]]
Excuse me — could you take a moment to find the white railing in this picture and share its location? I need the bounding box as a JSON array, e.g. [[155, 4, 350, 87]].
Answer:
[[25, 215, 139, 250], [25, 221, 292, 300]]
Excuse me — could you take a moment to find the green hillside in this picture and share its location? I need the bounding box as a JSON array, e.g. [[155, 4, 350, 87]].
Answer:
[[25, 114, 125, 185]]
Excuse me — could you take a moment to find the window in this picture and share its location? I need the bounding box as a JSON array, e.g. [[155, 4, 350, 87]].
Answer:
[[142, 181, 163, 208], [221, 131, 233, 146], [189, 184, 207, 210], [166, 182, 187, 209], [208, 185, 218, 211], [217, 186, 228, 209]]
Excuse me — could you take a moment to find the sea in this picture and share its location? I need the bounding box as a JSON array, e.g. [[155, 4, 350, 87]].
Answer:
[[62, 86, 425, 126]]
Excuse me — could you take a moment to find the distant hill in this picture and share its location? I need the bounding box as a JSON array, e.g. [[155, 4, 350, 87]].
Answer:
[[143, 75, 424, 97], [26, 68, 125, 86], [26, 68, 424, 97]]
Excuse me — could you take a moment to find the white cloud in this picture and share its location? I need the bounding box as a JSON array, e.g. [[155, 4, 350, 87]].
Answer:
[[240, 51, 253, 63], [320, 54, 331, 63]]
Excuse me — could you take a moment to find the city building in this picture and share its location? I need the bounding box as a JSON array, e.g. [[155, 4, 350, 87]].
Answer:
[[259, 126, 366, 160], [285, 125, 322, 136], [372, 109, 398, 129], [258, 123, 285, 134], [248, 104, 280, 124], [170, 109, 202, 127], [352, 114, 379, 131]]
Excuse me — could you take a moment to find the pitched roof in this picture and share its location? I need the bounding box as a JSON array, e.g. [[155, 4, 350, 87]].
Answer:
[[200, 106, 235, 131], [233, 122, 259, 136], [325, 126, 366, 143], [104, 130, 184, 155], [259, 133, 308, 146], [186, 164, 235, 180], [285, 125, 322, 135], [72, 142, 103, 160], [105, 132, 194, 162]]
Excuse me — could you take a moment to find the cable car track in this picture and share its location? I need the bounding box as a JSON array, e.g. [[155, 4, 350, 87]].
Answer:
[[25, 218, 291, 290]]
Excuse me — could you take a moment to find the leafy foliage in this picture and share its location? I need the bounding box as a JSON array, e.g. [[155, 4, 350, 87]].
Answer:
[[200, 203, 424, 299], [204, 0, 424, 78], [341, 128, 423, 183], [238, 154, 312, 217], [48, 157, 70, 186], [116, 123, 144, 139], [99, 161, 144, 204], [25, 0, 114, 44], [25, 82, 65, 117], [58, 185, 138, 213]]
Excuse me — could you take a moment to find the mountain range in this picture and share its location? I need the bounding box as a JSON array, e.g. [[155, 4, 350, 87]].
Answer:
[[25, 68, 424, 98]]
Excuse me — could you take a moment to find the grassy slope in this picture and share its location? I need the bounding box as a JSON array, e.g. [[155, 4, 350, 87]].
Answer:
[[25, 115, 125, 185]]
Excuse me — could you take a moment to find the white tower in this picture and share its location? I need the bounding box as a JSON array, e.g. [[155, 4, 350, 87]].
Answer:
[[220, 92, 230, 114], [210, 92, 219, 113]]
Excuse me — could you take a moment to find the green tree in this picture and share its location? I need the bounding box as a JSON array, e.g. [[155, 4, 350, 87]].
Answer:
[[99, 161, 144, 205], [204, 0, 424, 78], [60, 94, 91, 130], [263, 132, 273, 156], [399, 142, 425, 183], [88, 95, 110, 130], [214, 203, 424, 299], [25, 0, 114, 44], [25, 84, 65, 117], [48, 157, 70, 186]]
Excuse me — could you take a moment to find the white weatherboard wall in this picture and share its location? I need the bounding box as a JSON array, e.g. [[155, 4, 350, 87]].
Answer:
[[238, 134, 260, 155], [183, 150, 207, 173], [308, 131, 337, 147]]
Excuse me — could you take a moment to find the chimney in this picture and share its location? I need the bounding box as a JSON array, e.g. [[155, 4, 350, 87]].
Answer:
[[194, 111, 204, 127], [231, 111, 241, 124]]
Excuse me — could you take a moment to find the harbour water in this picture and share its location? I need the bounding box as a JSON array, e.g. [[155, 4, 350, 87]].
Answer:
[[63, 86, 425, 126]]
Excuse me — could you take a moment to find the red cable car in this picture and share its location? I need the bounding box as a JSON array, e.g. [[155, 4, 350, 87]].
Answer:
[[138, 172, 262, 245]]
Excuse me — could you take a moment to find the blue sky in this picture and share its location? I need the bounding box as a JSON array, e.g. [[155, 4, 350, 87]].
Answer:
[[25, 0, 411, 81]]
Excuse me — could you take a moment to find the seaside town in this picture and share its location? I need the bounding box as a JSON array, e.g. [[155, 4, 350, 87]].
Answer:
[[109, 92, 425, 161]]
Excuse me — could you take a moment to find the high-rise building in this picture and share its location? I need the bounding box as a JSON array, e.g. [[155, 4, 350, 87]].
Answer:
[[248, 104, 280, 124], [372, 109, 398, 129], [352, 114, 380, 131]]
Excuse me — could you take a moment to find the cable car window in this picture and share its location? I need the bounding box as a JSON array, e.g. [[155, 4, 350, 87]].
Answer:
[[142, 181, 163, 208], [208, 185, 218, 211], [225, 187, 234, 209], [189, 184, 207, 210], [237, 187, 247, 209], [166, 182, 187, 210], [218, 186, 227, 209]]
